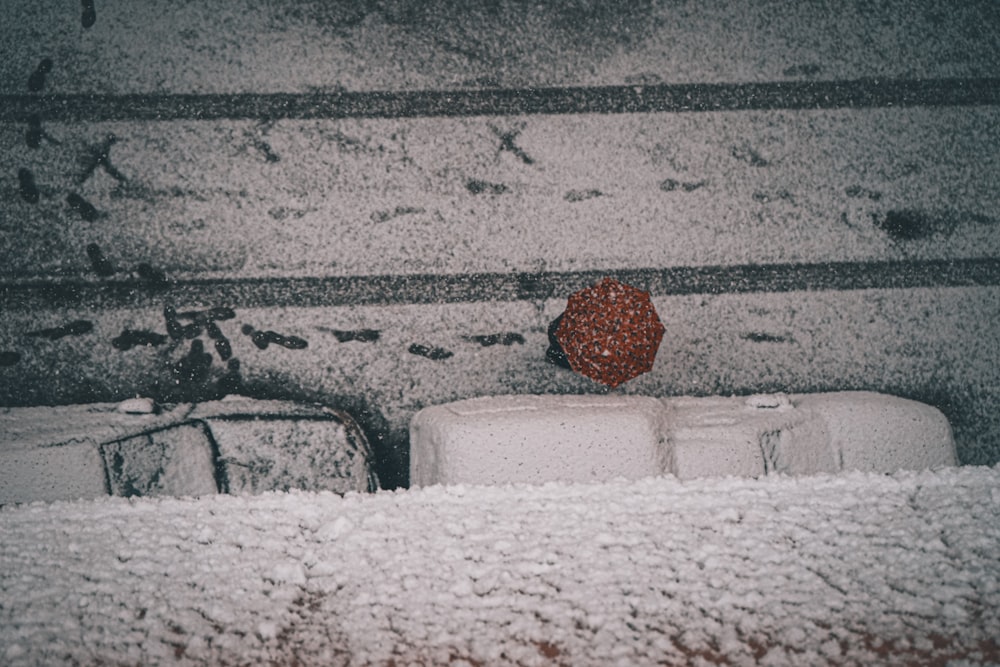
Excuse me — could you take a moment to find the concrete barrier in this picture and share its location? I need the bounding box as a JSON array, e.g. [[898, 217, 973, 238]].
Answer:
[[0, 397, 377, 505], [409, 394, 667, 487], [409, 392, 956, 486]]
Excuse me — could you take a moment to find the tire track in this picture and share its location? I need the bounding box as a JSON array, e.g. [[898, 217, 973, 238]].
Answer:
[[3, 78, 998, 123]]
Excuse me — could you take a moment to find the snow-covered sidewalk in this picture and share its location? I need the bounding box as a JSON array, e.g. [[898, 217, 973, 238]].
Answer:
[[3, 466, 999, 666]]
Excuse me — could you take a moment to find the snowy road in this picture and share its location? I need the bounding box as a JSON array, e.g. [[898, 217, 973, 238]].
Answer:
[[4, 0, 999, 93], [3, 466, 1000, 666], [5, 107, 1000, 281]]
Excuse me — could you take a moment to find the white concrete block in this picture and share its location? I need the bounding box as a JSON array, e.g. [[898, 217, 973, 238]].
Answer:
[[657, 392, 955, 479], [796, 392, 956, 473], [409, 394, 666, 487], [662, 393, 840, 479], [660, 395, 771, 478], [410, 392, 957, 486]]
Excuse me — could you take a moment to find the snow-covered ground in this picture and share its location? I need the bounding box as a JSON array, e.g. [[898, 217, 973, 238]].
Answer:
[[3, 465, 999, 666], [2, 3, 999, 664]]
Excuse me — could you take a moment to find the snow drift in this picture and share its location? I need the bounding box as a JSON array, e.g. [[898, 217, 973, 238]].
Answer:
[[2, 466, 999, 666]]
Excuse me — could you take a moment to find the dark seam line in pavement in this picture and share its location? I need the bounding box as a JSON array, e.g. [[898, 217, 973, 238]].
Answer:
[[2, 78, 999, 122], [2, 258, 997, 310]]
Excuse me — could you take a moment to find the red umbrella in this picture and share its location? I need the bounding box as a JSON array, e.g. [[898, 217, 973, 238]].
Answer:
[[552, 277, 665, 388]]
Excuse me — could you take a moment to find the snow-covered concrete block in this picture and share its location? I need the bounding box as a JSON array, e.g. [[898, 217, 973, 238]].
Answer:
[[410, 392, 956, 486], [795, 392, 956, 472], [659, 395, 775, 479], [0, 398, 377, 505], [194, 398, 379, 495], [409, 394, 666, 487], [0, 440, 108, 505], [101, 423, 220, 498], [662, 392, 845, 478], [660, 392, 957, 478]]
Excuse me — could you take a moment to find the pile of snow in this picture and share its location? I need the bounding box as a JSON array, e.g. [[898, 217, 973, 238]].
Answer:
[[2, 466, 999, 666]]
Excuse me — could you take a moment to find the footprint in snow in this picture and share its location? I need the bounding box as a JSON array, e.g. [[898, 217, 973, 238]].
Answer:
[[408, 344, 453, 360]]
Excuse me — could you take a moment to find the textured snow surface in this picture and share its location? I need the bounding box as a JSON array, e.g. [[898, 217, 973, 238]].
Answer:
[[3, 466, 1000, 666]]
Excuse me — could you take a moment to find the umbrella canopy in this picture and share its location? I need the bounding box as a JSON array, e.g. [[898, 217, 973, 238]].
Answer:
[[553, 277, 665, 388]]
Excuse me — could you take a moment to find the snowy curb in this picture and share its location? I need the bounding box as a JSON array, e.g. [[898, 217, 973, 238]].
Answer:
[[410, 392, 955, 486]]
